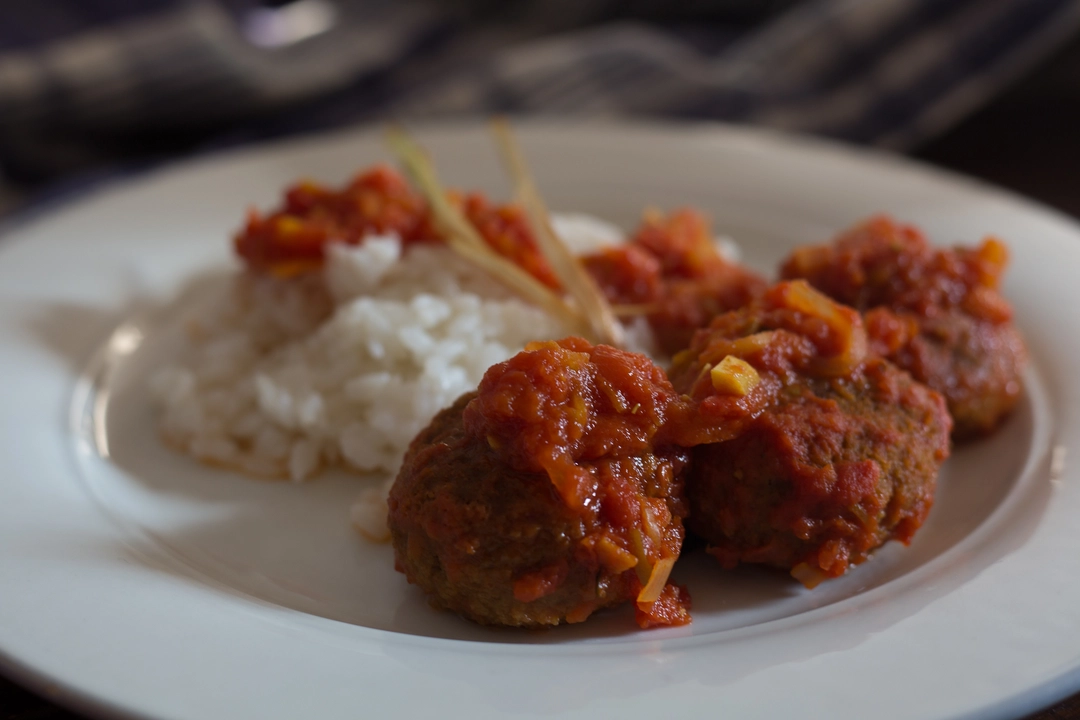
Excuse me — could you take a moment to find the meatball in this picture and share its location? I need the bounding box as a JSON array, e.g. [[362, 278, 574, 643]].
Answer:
[[388, 338, 692, 628], [780, 216, 1026, 439], [669, 281, 952, 584]]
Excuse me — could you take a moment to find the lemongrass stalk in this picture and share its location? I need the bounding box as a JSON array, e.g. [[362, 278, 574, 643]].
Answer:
[[490, 118, 625, 348], [385, 126, 589, 336]]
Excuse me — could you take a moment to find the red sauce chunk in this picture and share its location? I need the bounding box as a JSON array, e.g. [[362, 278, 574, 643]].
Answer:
[[665, 280, 869, 447], [466, 338, 678, 509], [461, 194, 561, 289], [583, 209, 766, 356], [233, 166, 559, 286], [234, 166, 432, 276], [388, 338, 692, 628], [781, 216, 1010, 320]]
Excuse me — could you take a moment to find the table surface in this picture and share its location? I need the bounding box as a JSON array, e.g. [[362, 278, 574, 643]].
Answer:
[[2, 26, 1079, 720]]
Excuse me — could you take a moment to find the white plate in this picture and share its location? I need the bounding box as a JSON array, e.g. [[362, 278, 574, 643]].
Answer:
[[0, 122, 1076, 720]]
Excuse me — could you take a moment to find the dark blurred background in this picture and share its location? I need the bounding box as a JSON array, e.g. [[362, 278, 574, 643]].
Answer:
[[1, 0, 1079, 718], [0, 0, 1078, 217]]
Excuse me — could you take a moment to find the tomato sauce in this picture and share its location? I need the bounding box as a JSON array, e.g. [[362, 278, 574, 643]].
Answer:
[[780, 215, 1011, 322], [583, 209, 766, 355], [233, 166, 557, 284]]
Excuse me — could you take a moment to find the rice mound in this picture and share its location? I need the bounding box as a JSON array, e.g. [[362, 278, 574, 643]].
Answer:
[[150, 234, 571, 490]]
